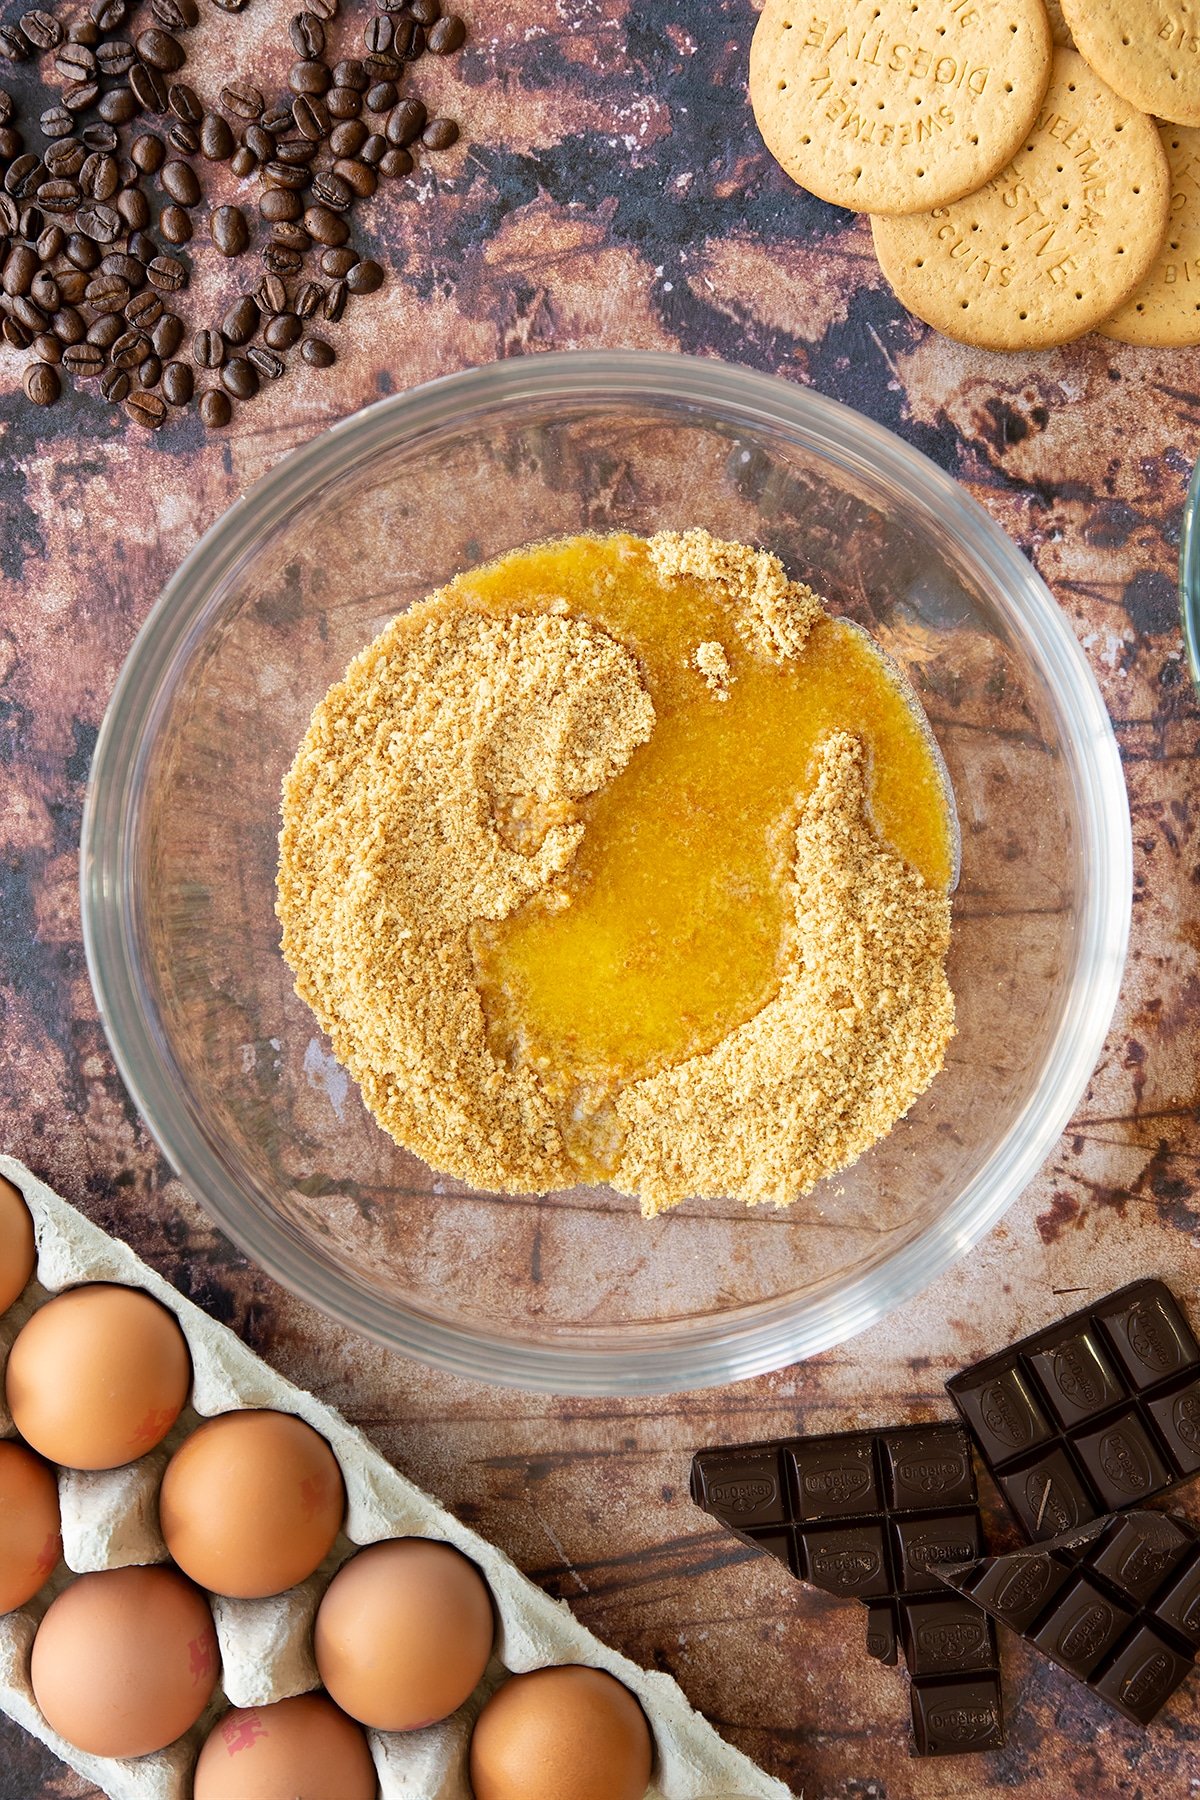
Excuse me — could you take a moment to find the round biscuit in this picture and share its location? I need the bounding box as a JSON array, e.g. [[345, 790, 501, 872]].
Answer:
[[871, 48, 1170, 350], [1059, 0, 1200, 127], [748, 0, 1053, 217], [1101, 124, 1200, 345]]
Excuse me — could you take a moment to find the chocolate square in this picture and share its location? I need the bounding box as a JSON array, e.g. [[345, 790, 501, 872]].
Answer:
[[1030, 1576, 1133, 1678], [1147, 1379, 1200, 1475], [1091, 1624, 1194, 1725], [901, 1596, 997, 1678], [909, 1674, 1005, 1756], [1029, 1326, 1125, 1428], [691, 1447, 786, 1529], [951, 1366, 1052, 1467], [1155, 1552, 1200, 1648], [893, 1513, 983, 1594], [801, 1523, 891, 1599], [1098, 1286, 1200, 1388], [998, 1447, 1097, 1539], [866, 1601, 898, 1665], [1087, 1514, 1191, 1605], [966, 1550, 1071, 1633], [1074, 1416, 1171, 1509], [747, 1529, 797, 1575], [786, 1435, 878, 1520], [881, 1426, 976, 1510]]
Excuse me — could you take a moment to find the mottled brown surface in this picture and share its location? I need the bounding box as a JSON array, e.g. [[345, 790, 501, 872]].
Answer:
[[1, 0, 1199, 1794]]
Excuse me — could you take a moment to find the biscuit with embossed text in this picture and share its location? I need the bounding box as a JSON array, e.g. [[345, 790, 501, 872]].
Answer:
[[1059, 0, 1200, 127], [1102, 124, 1200, 344], [871, 49, 1170, 349], [749, 0, 1053, 216]]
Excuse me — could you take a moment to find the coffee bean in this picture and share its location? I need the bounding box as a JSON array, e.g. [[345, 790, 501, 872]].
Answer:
[[291, 93, 329, 139], [24, 360, 60, 404], [1, 317, 31, 347], [111, 326, 151, 367], [99, 364, 130, 400], [364, 15, 392, 54], [129, 61, 167, 112], [289, 59, 330, 95], [260, 186, 300, 223], [76, 201, 122, 241], [326, 85, 362, 119], [247, 344, 283, 378], [306, 0, 337, 21], [334, 156, 376, 197], [221, 293, 259, 343], [422, 117, 459, 150], [37, 223, 65, 261], [116, 186, 149, 229], [55, 41, 96, 79], [67, 13, 100, 40], [319, 246, 355, 278], [290, 11, 324, 57], [263, 309, 301, 347], [261, 103, 293, 133], [332, 58, 365, 87], [322, 276, 346, 319], [311, 170, 352, 208], [0, 86, 12, 122], [65, 232, 100, 269], [386, 99, 425, 147], [152, 0, 198, 29], [364, 50, 402, 80], [167, 122, 199, 155], [33, 331, 61, 363], [211, 203, 248, 256], [199, 386, 230, 425], [192, 325, 224, 366], [55, 277, 87, 313], [427, 14, 464, 53], [262, 240, 302, 275], [138, 353, 161, 386], [16, 202, 42, 237], [303, 203, 347, 246], [159, 202, 192, 243], [98, 87, 138, 125], [45, 138, 85, 178], [0, 26, 32, 62], [359, 132, 386, 166], [329, 118, 366, 157], [63, 340, 104, 377], [125, 387, 166, 427], [41, 105, 74, 138], [292, 277, 324, 316], [37, 179, 80, 215], [273, 135, 317, 166], [5, 154, 42, 198], [91, 0, 128, 28], [220, 81, 263, 120], [160, 159, 200, 205], [229, 145, 256, 178], [221, 354, 257, 397], [126, 289, 163, 328], [243, 124, 273, 160], [199, 112, 233, 159], [151, 310, 182, 355], [96, 39, 136, 76], [79, 151, 118, 199], [146, 253, 186, 290], [366, 80, 396, 113], [20, 7, 61, 48], [402, 21, 426, 59], [255, 271, 287, 312], [30, 270, 59, 310], [131, 132, 165, 173], [10, 294, 46, 331], [136, 27, 184, 71], [301, 333, 334, 367], [86, 310, 123, 346], [101, 251, 144, 286], [269, 221, 309, 251], [157, 357, 191, 404], [377, 147, 411, 179], [262, 158, 307, 189], [169, 82, 202, 124], [349, 257, 385, 296], [0, 122, 23, 155], [66, 80, 103, 114]]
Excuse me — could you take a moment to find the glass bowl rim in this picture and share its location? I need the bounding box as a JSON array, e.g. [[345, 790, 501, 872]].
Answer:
[[1177, 456, 1200, 699], [80, 350, 1132, 1395]]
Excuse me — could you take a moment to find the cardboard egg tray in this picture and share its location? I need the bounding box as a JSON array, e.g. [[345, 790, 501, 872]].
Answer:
[[0, 1157, 790, 1800]]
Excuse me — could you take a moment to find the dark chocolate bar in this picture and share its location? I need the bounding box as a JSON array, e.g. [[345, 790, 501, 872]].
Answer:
[[692, 1424, 1004, 1756], [939, 1510, 1200, 1726], [947, 1280, 1200, 1541]]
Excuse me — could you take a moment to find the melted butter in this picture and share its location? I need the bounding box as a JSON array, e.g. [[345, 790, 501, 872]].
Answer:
[[452, 534, 954, 1096]]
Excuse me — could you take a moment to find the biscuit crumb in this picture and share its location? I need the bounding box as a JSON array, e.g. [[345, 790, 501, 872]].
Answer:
[[649, 527, 822, 661], [694, 639, 733, 698]]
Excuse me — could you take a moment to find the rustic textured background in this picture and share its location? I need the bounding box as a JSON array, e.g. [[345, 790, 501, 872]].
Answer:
[[2, 0, 1199, 1794]]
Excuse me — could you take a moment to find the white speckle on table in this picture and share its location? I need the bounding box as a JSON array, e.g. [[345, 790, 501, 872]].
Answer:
[[303, 1038, 349, 1119]]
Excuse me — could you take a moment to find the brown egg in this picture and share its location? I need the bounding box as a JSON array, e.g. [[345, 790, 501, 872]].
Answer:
[[6, 1283, 191, 1470], [193, 1695, 377, 1800], [0, 1174, 36, 1314], [159, 1409, 346, 1599], [314, 1538, 494, 1731], [0, 1440, 61, 1613], [31, 1564, 219, 1757], [469, 1665, 654, 1800]]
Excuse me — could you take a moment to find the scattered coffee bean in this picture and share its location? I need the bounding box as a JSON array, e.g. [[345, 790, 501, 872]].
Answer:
[[45, 140, 85, 179], [96, 39, 135, 76], [301, 333, 334, 366], [260, 186, 301, 222], [125, 387, 167, 426], [128, 228, 158, 261], [289, 11, 324, 57], [101, 251, 144, 286], [244, 123, 273, 160], [110, 326, 151, 368], [359, 132, 385, 165], [116, 186, 150, 230], [152, 0, 198, 29], [346, 257, 383, 295], [261, 103, 293, 132], [41, 105, 74, 137], [255, 270, 287, 312], [264, 309, 301, 347], [169, 82, 202, 125], [366, 80, 396, 113], [303, 203, 347, 246], [136, 27, 184, 71], [37, 223, 65, 261], [422, 116, 459, 150], [79, 151, 117, 200], [269, 221, 308, 252], [138, 353, 161, 386], [131, 132, 165, 173], [319, 245, 356, 278], [91, 0, 128, 29], [56, 40, 96, 79], [159, 202, 192, 243], [24, 360, 60, 405], [291, 93, 329, 139], [56, 273, 88, 308], [85, 271, 129, 311], [262, 239, 302, 274], [289, 58, 329, 95], [322, 276, 346, 319], [199, 387, 231, 426], [221, 354, 257, 397], [99, 364, 130, 401], [199, 112, 233, 159], [334, 157, 376, 197], [293, 276, 324, 315], [33, 330, 62, 363], [2, 317, 31, 347], [167, 122, 199, 154], [151, 311, 182, 356], [326, 85, 362, 119], [274, 134, 317, 166], [247, 343, 283, 378], [386, 99, 425, 147], [161, 357, 192, 403], [63, 339, 104, 377], [0, 26, 32, 62], [126, 289, 163, 328], [378, 147, 411, 179], [364, 50, 402, 81], [16, 202, 42, 237], [146, 253, 186, 290], [229, 145, 256, 178], [192, 326, 224, 366], [87, 310, 123, 347], [129, 62, 167, 112], [66, 15, 100, 44], [98, 87, 138, 124], [37, 178, 80, 215], [427, 13, 464, 54], [21, 8, 62, 50], [328, 118, 366, 157], [221, 80, 263, 120], [307, 0, 338, 23], [364, 15, 392, 54], [5, 154, 42, 198], [392, 18, 420, 59], [221, 293, 259, 343], [410, 0, 441, 22], [160, 158, 200, 205], [211, 203, 248, 255], [11, 293, 47, 331], [30, 270, 60, 310]]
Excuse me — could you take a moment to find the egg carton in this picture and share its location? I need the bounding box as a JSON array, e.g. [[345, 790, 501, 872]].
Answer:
[[0, 1157, 792, 1800]]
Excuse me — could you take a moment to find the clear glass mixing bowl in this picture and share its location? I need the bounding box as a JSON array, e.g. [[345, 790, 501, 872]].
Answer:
[[81, 352, 1131, 1395]]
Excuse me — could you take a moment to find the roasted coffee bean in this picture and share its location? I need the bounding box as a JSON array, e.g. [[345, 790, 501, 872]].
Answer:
[[116, 186, 149, 229], [199, 386, 231, 425], [247, 344, 283, 378], [65, 232, 99, 269], [114, 152, 139, 184], [126, 289, 163, 328], [422, 116, 459, 150], [273, 135, 317, 165], [307, 0, 337, 20], [86, 309, 123, 346], [167, 122, 199, 154], [65, 80, 102, 112], [301, 333, 334, 366], [303, 203, 347, 246], [290, 10, 324, 56], [99, 363, 129, 400], [130, 61, 167, 112], [328, 118, 366, 157], [37, 223, 65, 262], [36, 179, 80, 214], [326, 85, 361, 119], [125, 387, 166, 426], [260, 186, 300, 222], [262, 239, 302, 275], [221, 292, 258, 343], [98, 87, 138, 125], [158, 202, 192, 243], [56, 40, 96, 78], [33, 330, 62, 363], [160, 159, 200, 205], [136, 27, 184, 71], [96, 38, 136, 75], [261, 103, 293, 133], [261, 158, 307, 189], [0, 194, 18, 235], [76, 201, 122, 241], [289, 59, 330, 95], [263, 309, 301, 347], [292, 275, 324, 314], [67, 15, 100, 44], [378, 146, 411, 179], [21, 8, 62, 49], [30, 269, 59, 310], [364, 14, 392, 53], [211, 203, 248, 256], [359, 132, 385, 166], [131, 131, 165, 173], [255, 270, 287, 312], [319, 245, 356, 278], [63, 339, 104, 377], [322, 275, 346, 319], [55, 269, 88, 304], [41, 105, 74, 138], [366, 80, 396, 113], [24, 360, 60, 405], [79, 151, 118, 199], [386, 98, 425, 146], [110, 326, 150, 367], [146, 253, 186, 290], [270, 220, 309, 251], [138, 352, 160, 385], [5, 154, 41, 197], [1, 316, 31, 347], [0, 89, 11, 125], [346, 257, 383, 295], [221, 354, 257, 397], [159, 357, 191, 403], [45, 138, 86, 178], [152, 0, 198, 29], [151, 310, 181, 355], [0, 26, 32, 62], [221, 81, 263, 120], [10, 294, 46, 331], [243, 123, 274, 161], [229, 145, 256, 178], [127, 227, 157, 261], [291, 93, 329, 139], [402, 22, 426, 59], [191, 325, 224, 366], [427, 13, 464, 53], [334, 156, 375, 197], [100, 251, 144, 286], [16, 202, 42, 238], [169, 82, 202, 124], [364, 50, 402, 80], [410, 0, 441, 22], [0, 120, 24, 154], [91, 0, 128, 28], [199, 112, 233, 159]]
